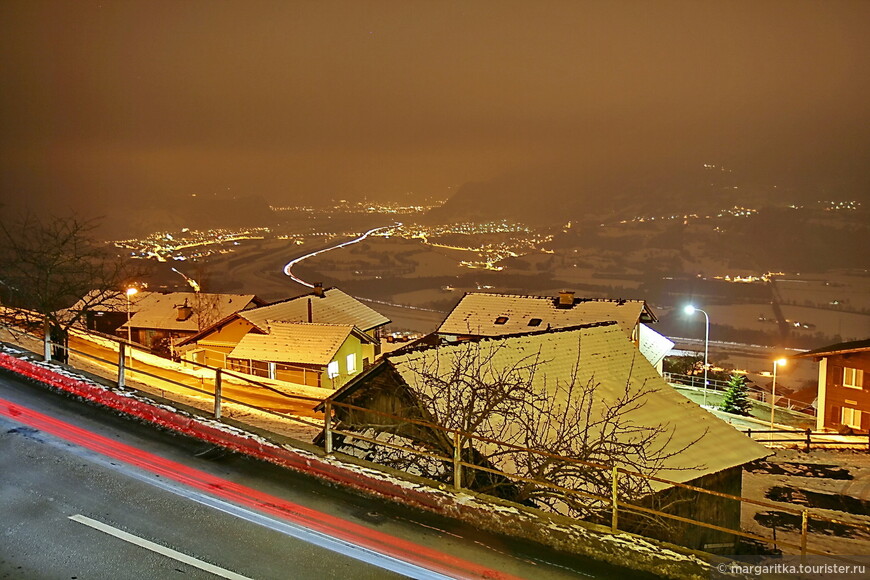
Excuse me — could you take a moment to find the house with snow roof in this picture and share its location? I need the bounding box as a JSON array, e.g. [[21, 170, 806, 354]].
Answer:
[[792, 338, 870, 432], [437, 291, 674, 372], [248, 284, 391, 339], [224, 321, 377, 387], [63, 289, 148, 336], [176, 285, 387, 386], [102, 290, 264, 354], [319, 322, 767, 549]]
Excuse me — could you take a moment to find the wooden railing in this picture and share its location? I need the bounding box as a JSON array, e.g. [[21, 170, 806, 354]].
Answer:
[[2, 313, 867, 561]]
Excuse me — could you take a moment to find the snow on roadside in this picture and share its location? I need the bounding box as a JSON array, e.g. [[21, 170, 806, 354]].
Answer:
[[2, 340, 717, 578]]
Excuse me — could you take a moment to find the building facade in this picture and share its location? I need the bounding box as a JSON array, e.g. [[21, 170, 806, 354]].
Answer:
[[793, 339, 870, 432]]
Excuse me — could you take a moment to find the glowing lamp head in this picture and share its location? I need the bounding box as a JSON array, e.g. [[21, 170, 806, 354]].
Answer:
[[684, 305, 697, 315], [775, 358, 787, 367], [126, 287, 138, 297]]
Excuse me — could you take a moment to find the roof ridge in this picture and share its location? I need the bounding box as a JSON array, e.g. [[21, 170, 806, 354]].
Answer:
[[465, 291, 644, 303], [388, 321, 620, 359], [266, 320, 355, 329]]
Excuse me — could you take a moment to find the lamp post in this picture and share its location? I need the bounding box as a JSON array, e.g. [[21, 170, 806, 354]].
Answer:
[[684, 305, 710, 407], [125, 287, 138, 343], [769, 358, 787, 434]]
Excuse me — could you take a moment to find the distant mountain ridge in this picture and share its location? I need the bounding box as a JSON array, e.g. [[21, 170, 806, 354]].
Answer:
[[425, 162, 858, 225]]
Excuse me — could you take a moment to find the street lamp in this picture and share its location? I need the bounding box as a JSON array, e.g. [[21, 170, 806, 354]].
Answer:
[[684, 304, 710, 407], [125, 287, 138, 343], [770, 358, 787, 434]]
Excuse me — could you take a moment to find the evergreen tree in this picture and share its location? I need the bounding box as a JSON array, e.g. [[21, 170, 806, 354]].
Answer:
[[720, 373, 752, 416]]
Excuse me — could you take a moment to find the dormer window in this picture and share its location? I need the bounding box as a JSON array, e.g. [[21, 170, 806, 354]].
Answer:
[[528, 318, 542, 327], [494, 316, 509, 325]]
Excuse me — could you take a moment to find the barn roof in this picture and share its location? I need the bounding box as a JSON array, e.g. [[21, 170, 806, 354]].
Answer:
[[436, 292, 656, 338], [382, 323, 766, 490]]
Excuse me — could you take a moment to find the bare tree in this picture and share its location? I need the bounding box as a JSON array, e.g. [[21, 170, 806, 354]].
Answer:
[[0, 212, 147, 360], [192, 291, 223, 331], [350, 340, 705, 527], [505, 354, 706, 527]]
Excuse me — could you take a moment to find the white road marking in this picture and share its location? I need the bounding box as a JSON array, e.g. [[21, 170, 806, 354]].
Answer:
[[68, 514, 253, 580], [57, 445, 451, 579]]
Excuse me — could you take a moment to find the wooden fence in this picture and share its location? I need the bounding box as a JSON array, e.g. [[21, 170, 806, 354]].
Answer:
[[2, 315, 868, 561]]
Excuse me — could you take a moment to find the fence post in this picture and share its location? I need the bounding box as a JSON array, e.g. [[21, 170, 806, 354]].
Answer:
[[43, 322, 51, 362], [453, 431, 462, 490], [117, 343, 126, 388], [611, 465, 619, 533], [214, 368, 222, 420], [324, 400, 333, 454], [800, 510, 808, 560], [805, 428, 812, 453]]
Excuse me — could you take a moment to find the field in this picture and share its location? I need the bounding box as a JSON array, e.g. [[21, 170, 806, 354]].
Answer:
[[175, 221, 869, 351]]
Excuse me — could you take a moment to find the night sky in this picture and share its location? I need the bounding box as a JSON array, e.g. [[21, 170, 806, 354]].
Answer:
[[2, 1, 869, 215]]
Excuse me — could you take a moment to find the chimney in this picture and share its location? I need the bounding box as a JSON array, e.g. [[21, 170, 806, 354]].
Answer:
[[176, 298, 193, 321], [557, 290, 575, 308], [313, 282, 324, 297], [307, 298, 313, 323]]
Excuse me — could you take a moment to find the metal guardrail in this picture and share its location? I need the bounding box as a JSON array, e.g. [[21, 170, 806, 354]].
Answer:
[[664, 372, 816, 417], [1, 315, 867, 560], [745, 428, 870, 452]]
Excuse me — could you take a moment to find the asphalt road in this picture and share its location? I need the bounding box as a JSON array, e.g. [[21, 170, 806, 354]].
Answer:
[[0, 371, 647, 579]]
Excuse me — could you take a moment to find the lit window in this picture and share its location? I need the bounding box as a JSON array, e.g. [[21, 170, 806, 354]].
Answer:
[[844, 368, 864, 389], [494, 316, 509, 325], [528, 318, 542, 327], [842, 407, 862, 429], [327, 360, 339, 379], [346, 353, 357, 374]]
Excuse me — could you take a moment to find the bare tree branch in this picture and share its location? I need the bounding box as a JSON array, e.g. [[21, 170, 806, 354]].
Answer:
[[0, 211, 150, 354]]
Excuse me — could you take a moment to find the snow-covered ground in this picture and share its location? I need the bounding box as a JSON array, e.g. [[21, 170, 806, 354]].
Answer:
[[742, 448, 870, 557], [4, 326, 868, 568]]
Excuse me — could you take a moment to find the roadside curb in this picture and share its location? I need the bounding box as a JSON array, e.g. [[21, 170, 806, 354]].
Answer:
[[0, 350, 431, 505]]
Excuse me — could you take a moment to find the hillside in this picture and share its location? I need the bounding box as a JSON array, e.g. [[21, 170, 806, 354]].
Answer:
[[426, 161, 865, 226]]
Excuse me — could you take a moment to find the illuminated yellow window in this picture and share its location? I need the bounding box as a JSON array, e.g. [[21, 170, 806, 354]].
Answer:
[[844, 368, 864, 389]]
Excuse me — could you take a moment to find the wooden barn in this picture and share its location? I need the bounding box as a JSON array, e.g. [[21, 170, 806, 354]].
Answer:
[[319, 322, 768, 550]]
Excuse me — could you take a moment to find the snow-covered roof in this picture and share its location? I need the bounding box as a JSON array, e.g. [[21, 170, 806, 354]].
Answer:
[[119, 292, 259, 332], [228, 321, 363, 365], [792, 338, 870, 359], [240, 288, 390, 332], [638, 323, 675, 369], [436, 292, 656, 338], [65, 289, 154, 315], [385, 323, 767, 491]]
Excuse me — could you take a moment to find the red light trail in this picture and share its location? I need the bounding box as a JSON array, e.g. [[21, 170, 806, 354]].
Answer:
[[0, 397, 518, 580]]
